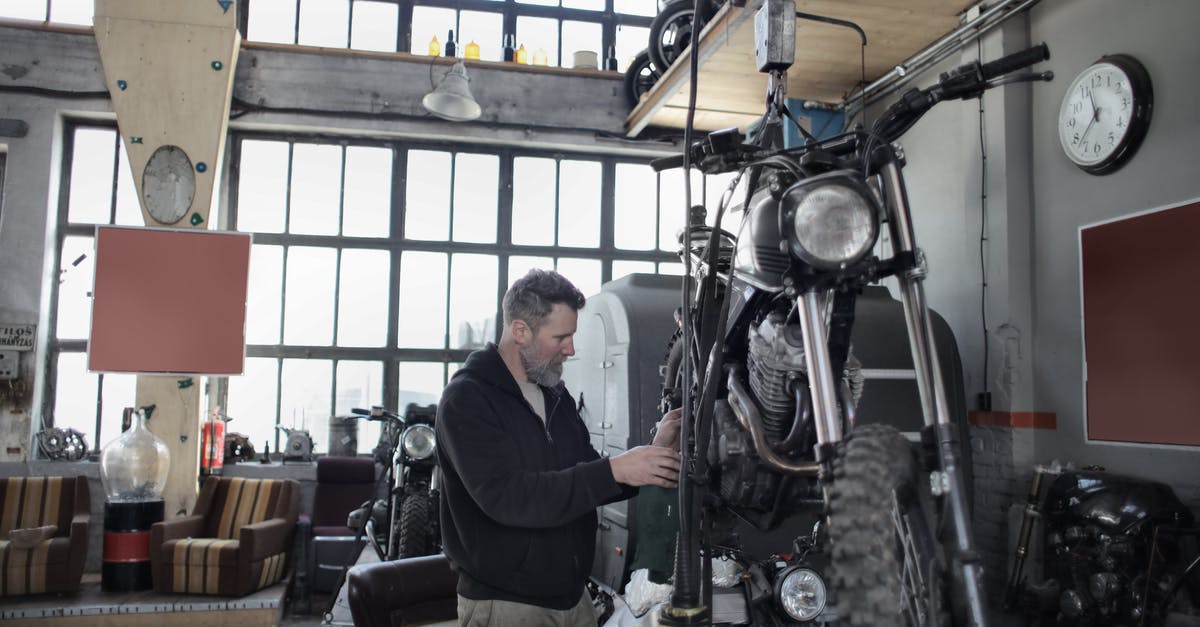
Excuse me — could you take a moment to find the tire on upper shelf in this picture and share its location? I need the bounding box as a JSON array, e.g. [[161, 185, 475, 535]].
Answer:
[[624, 49, 662, 108]]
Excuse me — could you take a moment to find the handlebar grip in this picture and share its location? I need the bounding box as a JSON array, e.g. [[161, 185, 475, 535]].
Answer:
[[980, 43, 1049, 80], [650, 153, 687, 172], [351, 407, 371, 415]]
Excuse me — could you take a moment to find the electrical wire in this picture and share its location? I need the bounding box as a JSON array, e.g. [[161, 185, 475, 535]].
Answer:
[[977, 39, 990, 397]]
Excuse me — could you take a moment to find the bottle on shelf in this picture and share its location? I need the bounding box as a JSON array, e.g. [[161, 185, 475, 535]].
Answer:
[[445, 29, 457, 57], [604, 45, 618, 71], [428, 35, 441, 57], [502, 34, 515, 62], [465, 39, 480, 60], [532, 47, 548, 66], [515, 43, 527, 64]]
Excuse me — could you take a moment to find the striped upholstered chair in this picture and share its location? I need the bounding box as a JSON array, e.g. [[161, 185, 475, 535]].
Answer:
[[0, 475, 90, 596], [150, 476, 300, 596]]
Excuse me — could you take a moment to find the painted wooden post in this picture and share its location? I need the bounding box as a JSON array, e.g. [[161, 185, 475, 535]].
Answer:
[[93, 0, 241, 517]]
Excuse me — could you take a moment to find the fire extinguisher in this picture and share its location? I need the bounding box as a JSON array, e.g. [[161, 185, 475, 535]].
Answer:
[[201, 410, 227, 475]]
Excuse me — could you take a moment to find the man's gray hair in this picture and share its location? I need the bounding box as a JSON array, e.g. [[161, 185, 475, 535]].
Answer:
[[502, 269, 586, 332]]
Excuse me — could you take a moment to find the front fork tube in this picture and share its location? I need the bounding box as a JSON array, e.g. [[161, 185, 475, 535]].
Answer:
[[796, 289, 843, 448], [881, 161, 988, 627]]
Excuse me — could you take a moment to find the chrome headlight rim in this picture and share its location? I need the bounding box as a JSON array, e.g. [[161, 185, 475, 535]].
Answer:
[[401, 423, 436, 460], [775, 565, 828, 622], [782, 172, 880, 271]]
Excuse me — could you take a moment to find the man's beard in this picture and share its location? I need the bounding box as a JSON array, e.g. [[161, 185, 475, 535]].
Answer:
[[519, 343, 563, 387]]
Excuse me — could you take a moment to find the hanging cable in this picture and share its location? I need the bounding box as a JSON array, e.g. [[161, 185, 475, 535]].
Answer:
[[977, 38, 990, 403]]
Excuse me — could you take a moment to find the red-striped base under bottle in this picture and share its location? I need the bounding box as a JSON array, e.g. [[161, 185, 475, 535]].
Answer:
[[102, 499, 164, 592]]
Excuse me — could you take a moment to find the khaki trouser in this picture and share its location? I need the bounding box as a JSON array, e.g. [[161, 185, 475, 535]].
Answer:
[[457, 590, 594, 627]]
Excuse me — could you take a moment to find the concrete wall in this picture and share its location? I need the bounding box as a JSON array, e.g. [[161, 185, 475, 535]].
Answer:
[[887, 0, 1200, 597]]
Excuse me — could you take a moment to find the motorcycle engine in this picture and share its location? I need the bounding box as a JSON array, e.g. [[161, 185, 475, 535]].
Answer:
[[709, 308, 863, 525], [1045, 524, 1148, 624]]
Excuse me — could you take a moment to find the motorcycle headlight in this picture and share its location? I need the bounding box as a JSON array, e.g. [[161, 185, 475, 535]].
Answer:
[[775, 566, 827, 622], [782, 172, 879, 271], [401, 423, 436, 460]]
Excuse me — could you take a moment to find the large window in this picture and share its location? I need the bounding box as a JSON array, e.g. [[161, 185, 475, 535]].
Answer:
[[46, 123, 733, 456], [0, 0, 653, 73]]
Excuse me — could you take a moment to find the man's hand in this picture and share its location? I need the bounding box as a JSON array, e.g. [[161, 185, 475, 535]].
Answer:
[[609, 446, 680, 488], [651, 407, 682, 449]]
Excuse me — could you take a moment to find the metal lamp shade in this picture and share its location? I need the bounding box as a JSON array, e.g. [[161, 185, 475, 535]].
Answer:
[[422, 60, 482, 122]]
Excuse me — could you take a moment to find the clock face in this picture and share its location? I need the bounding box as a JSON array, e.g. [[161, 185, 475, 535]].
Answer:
[[1057, 55, 1152, 175]]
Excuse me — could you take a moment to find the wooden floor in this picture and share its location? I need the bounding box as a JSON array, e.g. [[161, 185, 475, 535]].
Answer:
[[0, 573, 289, 627]]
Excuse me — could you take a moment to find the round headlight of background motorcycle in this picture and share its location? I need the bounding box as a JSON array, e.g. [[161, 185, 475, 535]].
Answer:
[[775, 566, 827, 622], [783, 174, 879, 271], [401, 423, 436, 460]]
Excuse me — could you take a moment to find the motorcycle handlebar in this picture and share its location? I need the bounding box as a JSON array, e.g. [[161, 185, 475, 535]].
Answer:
[[350, 406, 402, 421], [980, 42, 1050, 81]]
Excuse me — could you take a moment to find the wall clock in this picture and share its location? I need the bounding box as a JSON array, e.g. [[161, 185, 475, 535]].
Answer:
[[1057, 54, 1153, 175]]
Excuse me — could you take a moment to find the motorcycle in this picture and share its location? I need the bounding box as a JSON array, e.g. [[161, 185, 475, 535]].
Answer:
[[1007, 465, 1200, 626], [349, 403, 441, 561], [650, 18, 1054, 625]]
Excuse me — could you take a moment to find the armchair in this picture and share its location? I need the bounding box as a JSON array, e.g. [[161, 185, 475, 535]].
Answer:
[[150, 476, 300, 596], [0, 475, 90, 596]]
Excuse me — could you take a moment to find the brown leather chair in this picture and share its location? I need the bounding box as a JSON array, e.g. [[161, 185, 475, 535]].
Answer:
[[150, 476, 299, 596], [0, 475, 90, 596], [347, 553, 458, 627]]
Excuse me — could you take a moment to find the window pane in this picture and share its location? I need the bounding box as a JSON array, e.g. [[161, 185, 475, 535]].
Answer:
[[405, 150, 451, 241], [100, 373, 137, 449], [658, 168, 702, 251], [659, 261, 685, 275], [511, 157, 555, 246], [453, 153, 498, 243], [298, 0, 349, 48], [0, 1, 45, 21], [236, 140, 289, 233], [56, 236, 94, 340], [449, 254, 497, 349], [612, 259, 656, 281], [398, 251, 447, 348], [556, 257, 601, 298], [280, 358, 332, 452], [516, 16, 558, 66], [53, 353, 96, 442], [397, 362, 445, 412], [114, 143, 142, 226], [226, 357, 279, 455], [614, 0, 655, 16], [410, 6, 455, 55], [50, 0, 92, 26], [561, 21, 601, 69], [289, 143, 341, 235], [558, 160, 600, 247], [517, 0, 557, 7], [508, 256, 553, 287], [350, 1, 398, 52], [563, 0, 603, 11], [284, 246, 336, 345], [615, 162, 656, 250], [68, 128, 116, 224], [704, 171, 739, 227], [614, 24, 649, 72], [459, 11, 504, 62], [247, 0, 298, 44], [337, 248, 389, 347], [246, 244, 283, 344], [335, 360, 383, 454], [342, 146, 392, 237]]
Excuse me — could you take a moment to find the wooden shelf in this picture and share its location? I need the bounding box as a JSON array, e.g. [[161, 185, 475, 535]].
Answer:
[[625, 0, 973, 136]]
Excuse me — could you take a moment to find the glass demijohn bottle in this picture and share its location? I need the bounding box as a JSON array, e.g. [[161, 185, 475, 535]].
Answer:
[[100, 408, 170, 502]]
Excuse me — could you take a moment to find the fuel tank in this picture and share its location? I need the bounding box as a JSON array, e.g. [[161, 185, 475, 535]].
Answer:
[[1043, 468, 1195, 534]]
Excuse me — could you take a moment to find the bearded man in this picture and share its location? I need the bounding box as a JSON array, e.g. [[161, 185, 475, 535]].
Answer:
[[436, 269, 681, 627]]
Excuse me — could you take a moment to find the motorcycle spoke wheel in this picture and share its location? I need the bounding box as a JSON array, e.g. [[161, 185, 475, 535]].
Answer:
[[648, 0, 696, 72], [624, 49, 662, 108], [828, 423, 946, 626]]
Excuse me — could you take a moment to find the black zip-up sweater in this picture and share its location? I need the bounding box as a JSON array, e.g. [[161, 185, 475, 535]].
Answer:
[[436, 343, 636, 610]]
